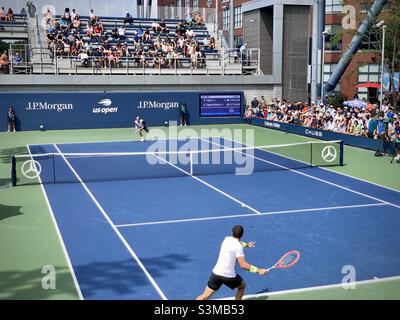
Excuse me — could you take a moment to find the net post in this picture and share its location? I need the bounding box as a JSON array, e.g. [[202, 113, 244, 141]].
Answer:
[[310, 142, 313, 167], [339, 140, 344, 166], [11, 156, 16, 187]]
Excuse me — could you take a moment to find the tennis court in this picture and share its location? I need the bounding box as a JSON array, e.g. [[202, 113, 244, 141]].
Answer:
[[6, 129, 400, 300]]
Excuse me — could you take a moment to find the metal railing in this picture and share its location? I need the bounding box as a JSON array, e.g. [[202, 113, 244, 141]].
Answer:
[[3, 43, 261, 76]]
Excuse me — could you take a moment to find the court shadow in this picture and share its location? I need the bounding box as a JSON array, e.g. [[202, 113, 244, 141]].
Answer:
[[0, 203, 23, 221], [74, 253, 192, 299], [0, 266, 78, 300], [0, 146, 28, 164], [0, 178, 11, 188]]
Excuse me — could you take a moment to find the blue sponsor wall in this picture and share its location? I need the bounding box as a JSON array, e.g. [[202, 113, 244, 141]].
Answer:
[[0, 91, 244, 131], [250, 118, 396, 154]]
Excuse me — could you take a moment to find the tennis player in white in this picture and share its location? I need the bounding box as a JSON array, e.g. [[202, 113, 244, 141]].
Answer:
[[196, 225, 268, 300], [134, 116, 148, 141]]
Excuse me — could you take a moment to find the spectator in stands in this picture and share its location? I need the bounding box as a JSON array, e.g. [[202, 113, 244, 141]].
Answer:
[[0, 7, 5, 21], [64, 8, 71, 23], [209, 36, 216, 49], [159, 19, 168, 34], [72, 14, 81, 31], [71, 8, 77, 20], [13, 52, 23, 65], [244, 106, 253, 124], [124, 12, 133, 25], [86, 23, 94, 38], [6, 8, 14, 21], [186, 12, 194, 26], [117, 26, 126, 40], [195, 13, 205, 26], [89, 9, 96, 23], [202, 36, 210, 49], [152, 21, 161, 32], [44, 8, 53, 23], [0, 52, 9, 74], [20, 8, 27, 17]]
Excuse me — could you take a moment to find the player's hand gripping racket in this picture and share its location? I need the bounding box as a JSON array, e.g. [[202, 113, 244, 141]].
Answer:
[[267, 250, 301, 272]]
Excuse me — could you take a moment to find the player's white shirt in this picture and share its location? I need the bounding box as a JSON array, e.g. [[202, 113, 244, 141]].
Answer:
[[212, 236, 244, 278]]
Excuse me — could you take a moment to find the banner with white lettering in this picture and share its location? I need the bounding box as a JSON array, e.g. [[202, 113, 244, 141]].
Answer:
[[0, 91, 243, 131]]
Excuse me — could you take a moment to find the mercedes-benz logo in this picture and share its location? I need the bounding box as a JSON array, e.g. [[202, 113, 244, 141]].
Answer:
[[321, 146, 337, 162], [21, 160, 42, 179]]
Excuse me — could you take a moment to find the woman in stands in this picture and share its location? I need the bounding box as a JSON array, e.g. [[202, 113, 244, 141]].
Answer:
[[0, 7, 6, 21], [86, 23, 94, 38], [6, 8, 14, 21], [72, 14, 81, 31]]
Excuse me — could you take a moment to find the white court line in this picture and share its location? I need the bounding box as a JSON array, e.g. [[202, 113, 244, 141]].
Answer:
[[52, 143, 168, 300], [217, 275, 400, 300], [26, 144, 84, 300], [154, 154, 261, 214], [115, 202, 387, 228], [211, 137, 400, 210]]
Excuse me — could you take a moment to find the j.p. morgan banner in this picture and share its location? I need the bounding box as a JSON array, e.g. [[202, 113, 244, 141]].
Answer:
[[0, 91, 243, 131]]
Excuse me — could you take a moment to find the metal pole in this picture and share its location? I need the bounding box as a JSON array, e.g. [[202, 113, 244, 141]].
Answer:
[[215, 0, 218, 33], [380, 25, 386, 110], [321, 33, 325, 101], [229, 0, 234, 49], [311, 1, 318, 104]]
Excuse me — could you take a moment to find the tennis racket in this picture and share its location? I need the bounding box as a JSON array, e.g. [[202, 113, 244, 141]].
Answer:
[[267, 250, 301, 272]]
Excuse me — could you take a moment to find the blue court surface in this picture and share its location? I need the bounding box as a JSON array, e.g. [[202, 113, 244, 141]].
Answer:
[[25, 137, 400, 300]]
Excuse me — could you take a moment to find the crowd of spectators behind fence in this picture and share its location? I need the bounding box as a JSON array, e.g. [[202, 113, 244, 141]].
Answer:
[[244, 96, 400, 144], [44, 7, 215, 70]]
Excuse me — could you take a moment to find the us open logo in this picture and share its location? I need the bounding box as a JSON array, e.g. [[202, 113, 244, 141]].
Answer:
[[93, 99, 118, 114]]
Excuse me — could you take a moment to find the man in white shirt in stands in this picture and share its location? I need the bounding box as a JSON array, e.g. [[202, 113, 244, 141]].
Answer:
[[196, 225, 268, 300]]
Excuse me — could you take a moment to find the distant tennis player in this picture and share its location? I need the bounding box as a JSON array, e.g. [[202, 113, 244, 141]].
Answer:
[[134, 116, 149, 141], [196, 225, 268, 300]]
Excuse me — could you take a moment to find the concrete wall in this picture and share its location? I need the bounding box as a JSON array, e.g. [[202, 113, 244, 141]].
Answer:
[[0, 74, 278, 105]]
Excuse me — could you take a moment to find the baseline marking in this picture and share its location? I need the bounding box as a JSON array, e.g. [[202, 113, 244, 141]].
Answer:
[[52, 144, 168, 300], [217, 275, 400, 300]]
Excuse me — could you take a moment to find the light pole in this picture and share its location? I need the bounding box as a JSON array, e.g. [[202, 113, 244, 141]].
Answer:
[[375, 20, 386, 110], [321, 30, 327, 103]]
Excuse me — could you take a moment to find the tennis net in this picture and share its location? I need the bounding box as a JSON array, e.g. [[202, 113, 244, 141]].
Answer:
[[11, 140, 343, 186]]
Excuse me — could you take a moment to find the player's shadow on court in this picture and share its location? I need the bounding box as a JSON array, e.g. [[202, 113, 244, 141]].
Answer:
[[0, 203, 24, 221]]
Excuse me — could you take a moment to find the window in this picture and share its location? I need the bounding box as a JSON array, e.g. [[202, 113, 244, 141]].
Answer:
[[357, 63, 381, 99], [323, 64, 340, 92], [325, 0, 343, 13], [324, 25, 342, 51], [234, 6, 242, 28], [192, 0, 198, 12], [222, 9, 230, 30], [185, 0, 190, 14], [234, 36, 243, 47]]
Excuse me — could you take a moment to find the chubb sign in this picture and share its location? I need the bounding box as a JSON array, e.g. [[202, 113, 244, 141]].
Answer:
[[26, 102, 74, 112]]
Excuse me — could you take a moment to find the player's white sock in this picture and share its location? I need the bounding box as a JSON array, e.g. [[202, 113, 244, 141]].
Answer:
[[141, 137, 144, 141]]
